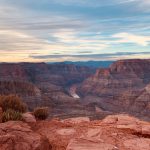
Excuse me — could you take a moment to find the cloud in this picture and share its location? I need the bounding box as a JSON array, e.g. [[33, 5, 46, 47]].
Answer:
[[78, 51, 93, 54], [0, 0, 150, 62], [112, 33, 150, 46], [51, 0, 144, 7], [136, 0, 150, 12], [0, 29, 52, 51], [49, 30, 108, 51], [30, 52, 150, 61]]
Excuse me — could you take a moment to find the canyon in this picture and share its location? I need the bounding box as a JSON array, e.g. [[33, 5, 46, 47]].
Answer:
[[0, 62, 95, 118], [77, 59, 150, 120], [0, 59, 150, 150], [0, 59, 150, 120]]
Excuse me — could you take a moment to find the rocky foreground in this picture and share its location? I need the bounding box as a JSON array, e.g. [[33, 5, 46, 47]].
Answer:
[[0, 114, 149, 150]]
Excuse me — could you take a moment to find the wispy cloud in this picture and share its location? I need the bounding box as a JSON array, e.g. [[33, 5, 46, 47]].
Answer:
[[51, 0, 146, 7], [30, 52, 150, 62], [0, 0, 149, 62], [112, 32, 150, 46]]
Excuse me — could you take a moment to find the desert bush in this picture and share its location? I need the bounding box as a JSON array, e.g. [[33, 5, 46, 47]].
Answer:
[[33, 107, 49, 120], [2, 109, 23, 122], [0, 95, 27, 113]]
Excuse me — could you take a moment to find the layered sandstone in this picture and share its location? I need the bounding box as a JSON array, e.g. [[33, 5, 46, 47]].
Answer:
[[78, 59, 150, 119], [0, 63, 95, 111], [0, 60, 150, 119]]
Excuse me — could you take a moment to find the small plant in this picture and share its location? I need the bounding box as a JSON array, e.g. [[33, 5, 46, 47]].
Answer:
[[2, 109, 23, 122], [0, 95, 27, 113], [33, 107, 49, 120]]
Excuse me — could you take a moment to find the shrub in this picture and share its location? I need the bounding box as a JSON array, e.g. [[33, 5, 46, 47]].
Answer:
[[0, 95, 27, 113], [2, 109, 23, 122], [33, 107, 49, 120]]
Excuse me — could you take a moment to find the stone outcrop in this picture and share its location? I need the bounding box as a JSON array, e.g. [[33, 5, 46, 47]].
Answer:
[[31, 114, 150, 150], [67, 139, 117, 150], [0, 121, 51, 150], [61, 117, 90, 124], [22, 112, 36, 123], [0, 114, 149, 150]]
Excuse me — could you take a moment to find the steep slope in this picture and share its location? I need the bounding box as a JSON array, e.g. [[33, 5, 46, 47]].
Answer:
[[0, 63, 95, 111], [1, 60, 150, 119], [78, 59, 150, 119]]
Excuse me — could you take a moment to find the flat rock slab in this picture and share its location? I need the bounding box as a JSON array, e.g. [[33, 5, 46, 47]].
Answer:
[[56, 128, 76, 136], [102, 114, 139, 125], [124, 138, 150, 150], [34, 114, 150, 150], [62, 117, 90, 124], [67, 139, 117, 150]]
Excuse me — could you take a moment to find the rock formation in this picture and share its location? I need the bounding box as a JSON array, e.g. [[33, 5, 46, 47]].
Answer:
[[0, 121, 51, 150], [0, 63, 95, 112], [0, 113, 149, 149], [31, 114, 150, 150], [78, 59, 150, 119], [0, 59, 150, 120], [22, 112, 36, 123]]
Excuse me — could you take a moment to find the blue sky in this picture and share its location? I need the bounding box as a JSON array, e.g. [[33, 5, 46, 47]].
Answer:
[[0, 0, 150, 62]]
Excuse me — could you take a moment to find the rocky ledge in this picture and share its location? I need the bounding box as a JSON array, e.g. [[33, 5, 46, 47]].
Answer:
[[0, 114, 149, 150], [33, 114, 150, 150], [0, 121, 51, 150]]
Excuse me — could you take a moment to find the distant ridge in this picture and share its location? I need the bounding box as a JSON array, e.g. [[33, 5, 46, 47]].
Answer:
[[48, 61, 114, 68]]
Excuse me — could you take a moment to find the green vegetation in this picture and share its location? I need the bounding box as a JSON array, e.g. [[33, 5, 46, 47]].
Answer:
[[2, 109, 23, 122], [33, 107, 49, 120]]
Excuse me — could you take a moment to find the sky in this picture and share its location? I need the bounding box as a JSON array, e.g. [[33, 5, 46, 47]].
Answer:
[[0, 0, 150, 62]]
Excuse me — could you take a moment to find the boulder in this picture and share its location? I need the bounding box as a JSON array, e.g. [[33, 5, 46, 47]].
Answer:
[[22, 112, 36, 123], [124, 138, 150, 150], [0, 121, 51, 150], [101, 115, 118, 124], [66, 139, 117, 150], [142, 124, 150, 135], [102, 114, 150, 136]]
